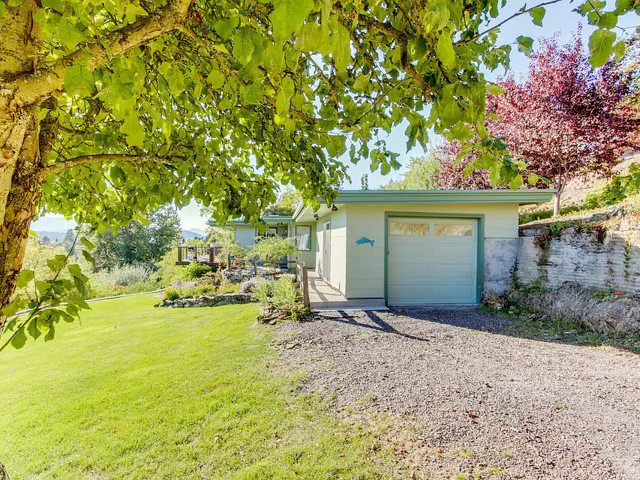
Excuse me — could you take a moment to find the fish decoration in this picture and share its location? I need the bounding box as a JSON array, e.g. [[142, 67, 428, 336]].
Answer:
[[355, 236, 375, 247]]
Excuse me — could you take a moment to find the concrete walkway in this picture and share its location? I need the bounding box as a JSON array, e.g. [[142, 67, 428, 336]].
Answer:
[[307, 271, 387, 310]]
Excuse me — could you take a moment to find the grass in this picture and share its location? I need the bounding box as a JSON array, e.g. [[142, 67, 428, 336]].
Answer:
[[0, 295, 391, 479]]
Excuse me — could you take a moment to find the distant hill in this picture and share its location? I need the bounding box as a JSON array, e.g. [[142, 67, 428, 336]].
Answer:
[[181, 229, 206, 239], [32, 231, 69, 242]]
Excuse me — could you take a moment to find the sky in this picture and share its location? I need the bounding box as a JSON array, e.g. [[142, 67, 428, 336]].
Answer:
[[34, 2, 639, 232]]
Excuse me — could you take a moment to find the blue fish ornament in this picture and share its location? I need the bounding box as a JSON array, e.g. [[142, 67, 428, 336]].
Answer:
[[355, 236, 375, 247]]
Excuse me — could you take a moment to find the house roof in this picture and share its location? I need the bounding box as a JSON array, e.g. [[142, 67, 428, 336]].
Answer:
[[208, 215, 293, 228], [293, 189, 555, 222]]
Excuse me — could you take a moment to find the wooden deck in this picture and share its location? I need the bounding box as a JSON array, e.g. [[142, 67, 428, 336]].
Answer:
[[176, 244, 222, 266]]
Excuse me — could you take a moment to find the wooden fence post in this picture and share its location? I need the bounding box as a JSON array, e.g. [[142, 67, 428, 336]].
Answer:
[[301, 262, 310, 308], [178, 246, 183, 263]]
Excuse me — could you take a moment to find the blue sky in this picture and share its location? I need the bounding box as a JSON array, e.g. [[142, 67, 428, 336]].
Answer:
[[34, 3, 638, 231]]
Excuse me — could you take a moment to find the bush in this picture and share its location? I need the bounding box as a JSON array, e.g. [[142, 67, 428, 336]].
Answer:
[[253, 277, 297, 306], [198, 271, 223, 287], [164, 287, 180, 300], [253, 280, 274, 305], [288, 303, 313, 322], [92, 264, 153, 287], [272, 276, 297, 306], [184, 262, 214, 279], [152, 247, 188, 287], [195, 284, 216, 297], [217, 280, 240, 294]]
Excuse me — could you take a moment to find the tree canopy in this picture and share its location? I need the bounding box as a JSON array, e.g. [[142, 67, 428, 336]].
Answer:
[[2, 0, 640, 347]]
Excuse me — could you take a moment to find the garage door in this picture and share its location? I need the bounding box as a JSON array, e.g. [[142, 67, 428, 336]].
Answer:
[[387, 217, 478, 305]]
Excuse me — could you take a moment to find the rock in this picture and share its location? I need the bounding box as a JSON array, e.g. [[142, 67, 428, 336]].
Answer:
[[240, 278, 260, 293], [157, 293, 254, 308], [564, 329, 578, 335]]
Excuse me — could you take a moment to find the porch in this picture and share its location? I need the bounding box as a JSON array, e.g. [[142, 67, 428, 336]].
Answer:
[[307, 271, 387, 310]]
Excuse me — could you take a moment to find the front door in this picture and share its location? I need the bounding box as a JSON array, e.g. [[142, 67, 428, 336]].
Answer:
[[322, 221, 331, 283]]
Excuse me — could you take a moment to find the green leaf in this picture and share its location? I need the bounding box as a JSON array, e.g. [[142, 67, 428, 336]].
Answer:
[[270, 0, 313, 41], [44, 323, 56, 342], [214, 17, 239, 40], [27, 318, 42, 340], [242, 82, 263, 105], [207, 70, 225, 90], [11, 327, 27, 349], [120, 113, 145, 148], [330, 21, 351, 74], [598, 12, 618, 29], [509, 174, 523, 190], [82, 249, 95, 266], [529, 7, 546, 26], [486, 83, 504, 96], [436, 32, 456, 68], [80, 236, 94, 250], [67, 263, 82, 278], [16, 269, 34, 288], [232, 27, 255, 65], [64, 63, 94, 96], [589, 29, 616, 66], [2, 297, 22, 318], [517, 36, 534, 55], [55, 17, 85, 50], [353, 75, 370, 92], [528, 173, 541, 185], [0, 2, 5, 22]]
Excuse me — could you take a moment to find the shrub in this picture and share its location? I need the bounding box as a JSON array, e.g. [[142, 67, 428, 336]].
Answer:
[[164, 287, 180, 300], [184, 262, 214, 279], [288, 303, 313, 322], [152, 247, 188, 287], [195, 284, 216, 297], [253, 280, 274, 305], [217, 280, 240, 294], [91, 264, 153, 287], [272, 276, 297, 306], [198, 271, 223, 287]]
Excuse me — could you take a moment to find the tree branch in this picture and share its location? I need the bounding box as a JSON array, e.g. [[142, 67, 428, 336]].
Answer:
[[9, 0, 194, 107], [39, 153, 185, 179], [459, 0, 565, 45]]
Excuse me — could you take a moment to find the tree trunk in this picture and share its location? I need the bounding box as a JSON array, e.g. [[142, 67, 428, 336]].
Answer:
[[0, 0, 44, 328], [553, 178, 566, 217]]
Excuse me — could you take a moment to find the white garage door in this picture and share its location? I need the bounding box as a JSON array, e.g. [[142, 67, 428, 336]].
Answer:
[[387, 217, 478, 305]]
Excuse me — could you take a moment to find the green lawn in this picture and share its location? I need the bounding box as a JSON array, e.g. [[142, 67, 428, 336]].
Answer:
[[0, 295, 388, 479]]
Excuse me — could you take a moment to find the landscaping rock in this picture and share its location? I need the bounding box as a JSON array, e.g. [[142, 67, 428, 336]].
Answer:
[[157, 293, 254, 308], [239, 278, 260, 293]]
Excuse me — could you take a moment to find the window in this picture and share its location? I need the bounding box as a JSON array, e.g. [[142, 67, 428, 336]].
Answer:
[[435, 224, 473, 236], [390, 221, 429, 236], [295, 225, 311, 251]]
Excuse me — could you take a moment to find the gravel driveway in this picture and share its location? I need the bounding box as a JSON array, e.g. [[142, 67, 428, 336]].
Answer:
[[276, 307, 640, 479]]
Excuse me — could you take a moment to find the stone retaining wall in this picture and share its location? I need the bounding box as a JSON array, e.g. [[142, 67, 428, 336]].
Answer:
[[515, 221, 640, 294]]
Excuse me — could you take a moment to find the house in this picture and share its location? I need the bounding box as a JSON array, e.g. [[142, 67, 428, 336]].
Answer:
[[212, 189, 555, 305]]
